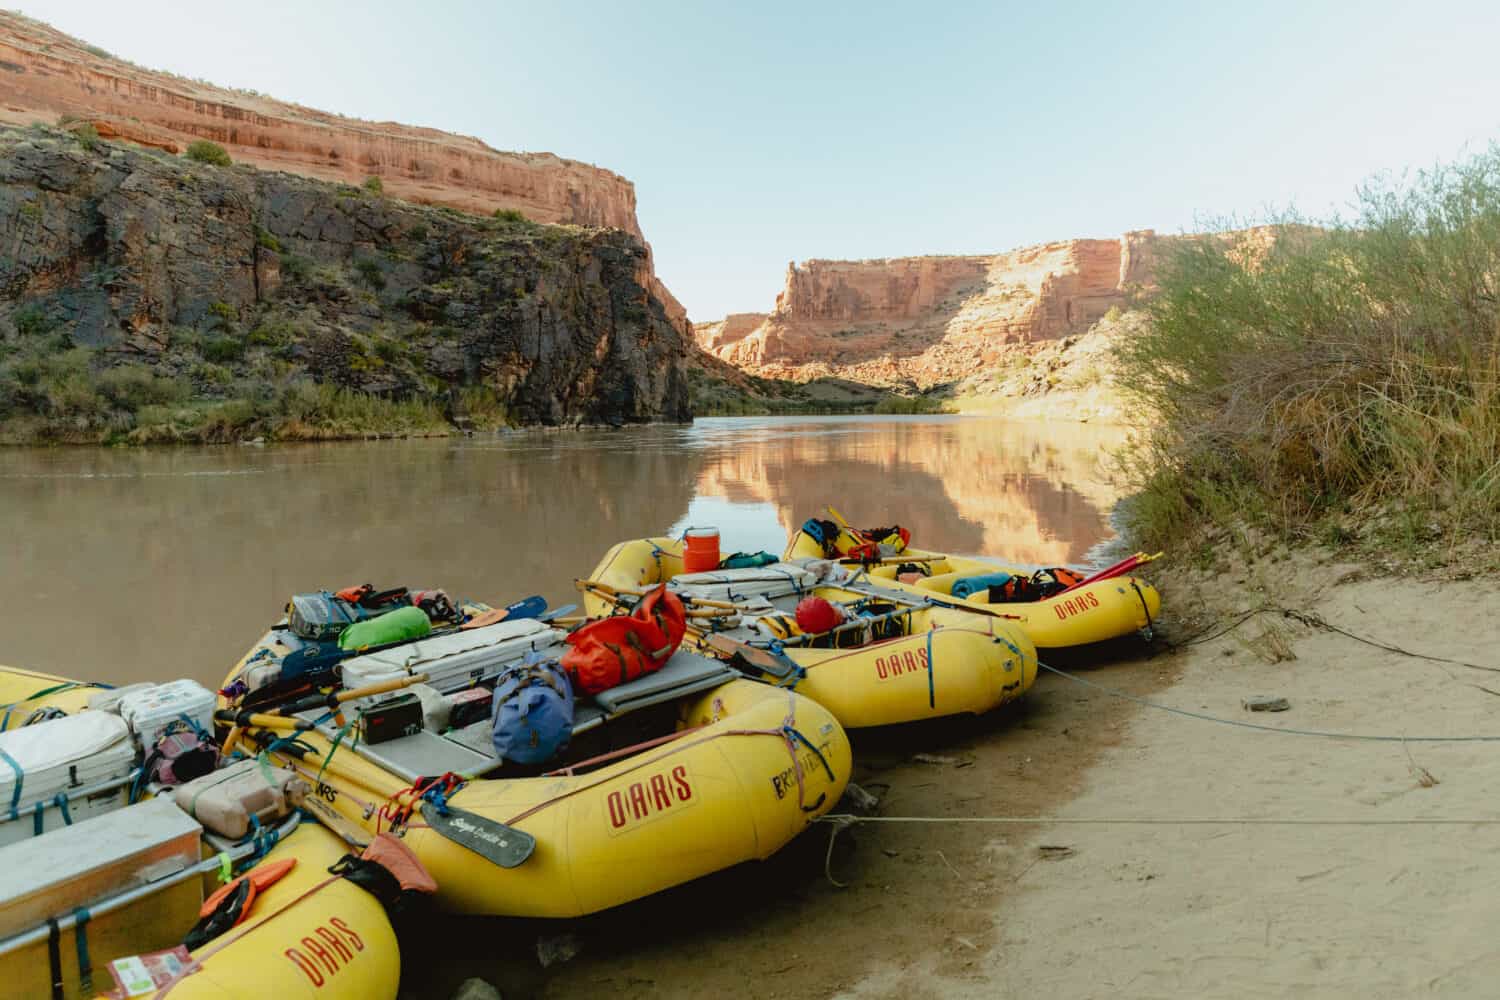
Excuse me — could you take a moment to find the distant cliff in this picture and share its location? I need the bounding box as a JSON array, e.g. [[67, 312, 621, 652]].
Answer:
[[0, 10, 689, 329], [694, 232, 1169, 387], [0, 127, 691, 442]]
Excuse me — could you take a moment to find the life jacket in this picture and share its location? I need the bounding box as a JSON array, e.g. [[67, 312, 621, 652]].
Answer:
[[984, 568, 1088, 603], [182, 858, 296, 949], [800, 518, 842, 558], [490, 654, 575, 765], [560, 585, 687, 696], [836, 523, 911, 562], [329, 833, 438, 915], [1031, 567, 1086, 599]]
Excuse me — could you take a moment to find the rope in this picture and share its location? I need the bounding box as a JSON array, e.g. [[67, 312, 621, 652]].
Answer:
[[1035, 660, 1500, 742], [1165, 605, 1500, 674], [925, 627, 936, 709], [821, 814, 1500, 826]]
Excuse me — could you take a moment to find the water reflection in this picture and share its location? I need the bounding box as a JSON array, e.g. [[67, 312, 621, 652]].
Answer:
[[0, 416, 1126, 686]]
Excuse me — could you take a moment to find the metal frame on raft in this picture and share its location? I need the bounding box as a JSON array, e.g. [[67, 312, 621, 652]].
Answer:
[[0, 812, 303, 959]]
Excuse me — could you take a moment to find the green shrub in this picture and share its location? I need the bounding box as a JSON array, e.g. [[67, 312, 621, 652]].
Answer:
[[492, 208, 527, 224], [203, 336, 244, 363], [363, 176, 384, 195], [97, 365, 188, 410], [192, 362, 233, 386], [353, 259, 386, 291], [184, 140, 231, 167], [12, 305, 53, 338], [254, 227, 282, 253], [207, 301, 237, 328], [1117, 145, 1500, 551], [278, 253, 310, 281], [71, 124, 101, 152], [874, 394, 949, 414]]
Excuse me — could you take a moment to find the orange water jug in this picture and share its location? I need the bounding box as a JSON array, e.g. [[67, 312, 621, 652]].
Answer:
[[682, 528, 721, 573]]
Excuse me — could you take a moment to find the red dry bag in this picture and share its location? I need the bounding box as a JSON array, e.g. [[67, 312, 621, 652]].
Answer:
[[562, 585, 687, 695]]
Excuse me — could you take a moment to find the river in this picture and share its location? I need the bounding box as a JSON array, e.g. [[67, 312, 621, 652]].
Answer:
[[0, 415, 1128, 688]]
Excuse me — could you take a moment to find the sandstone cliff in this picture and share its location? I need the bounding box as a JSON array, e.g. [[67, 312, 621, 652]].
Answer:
[[0, 127, 691, 441], [0, 11, 689, 329], [694, 232, 1170, 387]]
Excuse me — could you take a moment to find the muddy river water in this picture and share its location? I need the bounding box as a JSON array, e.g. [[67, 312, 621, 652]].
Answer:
[[0, 415, 1127, 688]]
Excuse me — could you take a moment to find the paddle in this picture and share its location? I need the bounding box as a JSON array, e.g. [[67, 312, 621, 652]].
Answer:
[[461, 594, 549, 630], [701, 633, 801, 679], [269, 672, 433, 717], [240, 717, 538, 868], [419, 801, 535, 868]]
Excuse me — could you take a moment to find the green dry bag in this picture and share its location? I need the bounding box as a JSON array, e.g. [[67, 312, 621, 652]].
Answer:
[[338, 605, 432, 651]]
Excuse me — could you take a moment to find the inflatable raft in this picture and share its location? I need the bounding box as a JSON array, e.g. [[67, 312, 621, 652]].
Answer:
[[0, 818, 400, 1000], [784, 524, 1162, 650], [219, 623, 850, 919], [0, 664, 109, 730], [583, 538, 1037, 728], [0, 672, 405, 1000]]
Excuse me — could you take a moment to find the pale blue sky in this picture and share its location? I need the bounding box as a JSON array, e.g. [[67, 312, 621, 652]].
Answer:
[[22, 1, 1500, 320]]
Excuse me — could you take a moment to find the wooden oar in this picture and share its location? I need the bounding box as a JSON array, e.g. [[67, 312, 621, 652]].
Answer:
[[578, 580, 742, 617], [836, 554, 948, 567]]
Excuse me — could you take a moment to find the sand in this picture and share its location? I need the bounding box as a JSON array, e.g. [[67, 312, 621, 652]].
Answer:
[[839, 561, 1500, 999], [411, 556, 1500, 998]]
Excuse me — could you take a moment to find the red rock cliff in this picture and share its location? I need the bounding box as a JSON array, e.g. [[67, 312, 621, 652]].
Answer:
[[0, 12, 692, 328], [0, 12, 640, 231], [695, 231, 1171, 386]]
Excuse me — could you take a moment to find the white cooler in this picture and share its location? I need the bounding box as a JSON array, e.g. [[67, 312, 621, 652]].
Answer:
[[341, 617, 566, 708], [117, 679, 216, 746], [0, 712, 138, 847]]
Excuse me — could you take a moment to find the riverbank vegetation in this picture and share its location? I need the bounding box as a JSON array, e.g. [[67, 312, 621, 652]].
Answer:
[[1118, 146, 1500, 559]]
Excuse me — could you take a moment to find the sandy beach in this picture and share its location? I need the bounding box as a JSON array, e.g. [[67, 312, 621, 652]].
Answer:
[[460, 556, 1500, 999]]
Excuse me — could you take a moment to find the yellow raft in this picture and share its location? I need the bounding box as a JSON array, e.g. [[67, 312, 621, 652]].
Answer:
[[583, 538, 1037, 728], [220, 634, 850, 919], [0, 664, 108, 730], [784, 528, 1162, 651], [144, 822, 401, 1000]]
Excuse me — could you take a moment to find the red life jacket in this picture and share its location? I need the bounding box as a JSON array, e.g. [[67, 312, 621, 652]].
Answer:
[[561, 585, 687, 695]]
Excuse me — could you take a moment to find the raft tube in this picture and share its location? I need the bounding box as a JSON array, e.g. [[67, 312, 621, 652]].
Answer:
[[783, 530, 1162, 651], [158, 822, 401, 999], [585, 538, 1037, 728], [0, 819, 399, 1000], [0, 664, 108, 730]]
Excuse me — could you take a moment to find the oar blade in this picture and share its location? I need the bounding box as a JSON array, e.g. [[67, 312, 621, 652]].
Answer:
[[420, 801, 535, 868]]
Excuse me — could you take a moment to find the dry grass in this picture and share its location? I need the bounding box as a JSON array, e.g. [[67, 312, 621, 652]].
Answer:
[[1117, 148, 1500, 556]]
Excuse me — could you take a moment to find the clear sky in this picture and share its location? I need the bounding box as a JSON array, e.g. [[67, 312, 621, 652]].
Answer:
[[21, 0, 1500, 320]]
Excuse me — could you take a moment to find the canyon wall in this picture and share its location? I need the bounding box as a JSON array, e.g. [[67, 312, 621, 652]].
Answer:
[[695, 232, 1171, 387], [0, 127, 691, 439], [0, 11, 689, 328]]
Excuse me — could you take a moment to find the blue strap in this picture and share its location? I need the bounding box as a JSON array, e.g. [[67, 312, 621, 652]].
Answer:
[[783, 724, 836, 782], [33, 800, 44, 837], [55, 792, 72, 827], [926, 628, 937, 709], [73, 906, 92, 993], [0, 746, 22, 821]]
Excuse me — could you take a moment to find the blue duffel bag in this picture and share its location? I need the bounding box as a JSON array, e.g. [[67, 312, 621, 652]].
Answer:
[[491, 653, 575, 765]]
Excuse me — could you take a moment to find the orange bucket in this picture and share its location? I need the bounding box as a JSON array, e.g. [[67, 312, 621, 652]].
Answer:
[[682, 528, 721, 573]]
